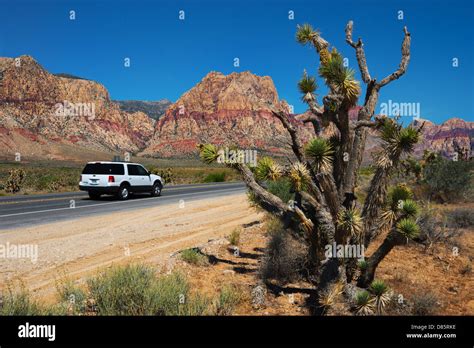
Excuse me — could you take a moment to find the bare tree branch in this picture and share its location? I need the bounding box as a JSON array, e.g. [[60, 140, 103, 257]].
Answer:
[[378, 27, 411, 87], [345, 20, 371, 83]]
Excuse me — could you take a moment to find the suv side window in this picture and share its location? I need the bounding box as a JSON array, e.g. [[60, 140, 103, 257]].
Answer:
[[127, 164, 140, 176], [136, 165, 149, 176]]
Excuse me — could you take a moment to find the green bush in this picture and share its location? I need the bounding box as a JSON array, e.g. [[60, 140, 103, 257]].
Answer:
[[411, 292, 438, 316], [424, 158, 473, 202], [227, 228, 241, 246], [0, 287, 44, 315], [445, 208, 474, 229], [87, 264, 157, 315], [215, 285, 242, 315], [267, 178, 294, 203], [180, 248, 209, 266], [203, 172, 226, 183]]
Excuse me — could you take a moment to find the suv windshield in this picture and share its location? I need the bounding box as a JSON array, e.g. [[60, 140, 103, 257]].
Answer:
[[82, 163, 125, 175]]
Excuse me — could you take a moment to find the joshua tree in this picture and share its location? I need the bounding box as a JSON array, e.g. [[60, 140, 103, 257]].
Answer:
[[199, 21, 423, 304]]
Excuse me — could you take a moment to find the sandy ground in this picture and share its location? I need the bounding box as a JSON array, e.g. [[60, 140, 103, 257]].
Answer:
[[0, 193, 263, 301]]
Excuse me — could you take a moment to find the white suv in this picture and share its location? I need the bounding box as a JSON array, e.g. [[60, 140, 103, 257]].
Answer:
[[79, 161, 164, 200]]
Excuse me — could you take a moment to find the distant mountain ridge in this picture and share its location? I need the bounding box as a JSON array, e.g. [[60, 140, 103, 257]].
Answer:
[[114, 100, 172, 120], [0, 55, 471, 162]]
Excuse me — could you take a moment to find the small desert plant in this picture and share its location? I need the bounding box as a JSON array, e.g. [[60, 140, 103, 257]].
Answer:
[[369, 280, 391, 314], [267, 178, 294, 203], [87, 264, 157, 315], [445, 208, 474, 229], [424, 158, 473, 202], [180, 248, 209, 266], [214, 285, 242, 315], [227, 228, 241, 246], [259, 229, 307, 284], [203, 172, 226, 183], [411, 292, 438, 315], [354, 290, 375, 316], [5, 168, 25, 193], [56, 279, 87, 315], [318, 281, 344, 313], [0, 287, 43, 315]]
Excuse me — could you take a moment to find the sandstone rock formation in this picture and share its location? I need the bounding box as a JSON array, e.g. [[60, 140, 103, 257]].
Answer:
[[0, 55, 154, 160], [142, 71, 313, 157]]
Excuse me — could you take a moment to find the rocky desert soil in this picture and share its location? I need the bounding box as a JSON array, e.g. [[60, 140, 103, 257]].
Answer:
[[0, 193, 263, 302]]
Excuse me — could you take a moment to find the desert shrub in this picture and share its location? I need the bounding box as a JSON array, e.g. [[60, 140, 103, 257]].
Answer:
[[87, 264, 157, 315], [0, 288, 43, 315], [259, 229, 307, 284], [180, 248, 209, 266], [445, 208, 474, 229], [423, 158, 473, 202], [267, 178, 294, 203], [56, 279, 87, 315], [411, 292, 438, 315], [203, 172, 226, 183], [215, 284, 242, 315], [265, 216, 285, 236], [227, 228, 241, 246], [5, 169, 25, 193]]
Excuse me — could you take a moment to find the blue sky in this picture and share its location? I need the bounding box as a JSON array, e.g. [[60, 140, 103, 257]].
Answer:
[[1, 0, 473, 124]]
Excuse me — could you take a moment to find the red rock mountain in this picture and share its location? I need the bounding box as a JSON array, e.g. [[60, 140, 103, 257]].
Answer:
[[142, 71, 312, 157], [0, 55, 154, 160], [0, 56, 472, 161]]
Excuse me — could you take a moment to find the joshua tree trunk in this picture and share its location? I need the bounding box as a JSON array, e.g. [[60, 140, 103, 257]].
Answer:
[[358, 230, 406, 287]]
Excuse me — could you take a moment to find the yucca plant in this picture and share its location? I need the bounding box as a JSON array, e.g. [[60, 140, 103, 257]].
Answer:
[[369, 280, 392, 315], [289, 162, 310, 191], [298, 70, 317, 102], [296, 24, 328, 52], [305, 138, 334, 173], [197, 144, 219, 165], [396, 218, 420, 239], [255, 157, 282, 181], [355, 290, 375, 316], [318, 281, 344, 313], [319, 50, 360, 102], [337, 207, 363, 237]]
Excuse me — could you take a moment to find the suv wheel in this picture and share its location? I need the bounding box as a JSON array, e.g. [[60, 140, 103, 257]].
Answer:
[[151, 182, 162, 197], [117, 185, 129, 200], [88, 192, 101, 200]]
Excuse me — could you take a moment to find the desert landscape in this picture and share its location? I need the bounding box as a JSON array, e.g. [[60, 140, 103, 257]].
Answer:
[[0, 0, 472, 328]]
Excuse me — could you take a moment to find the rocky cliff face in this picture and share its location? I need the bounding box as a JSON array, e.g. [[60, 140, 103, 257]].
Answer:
[[114, 99, 172, 120], [0, 55, 154, 160], [142, 71, 313, 157], [412, 118, 473, 157], [0, 56, 471, 162]]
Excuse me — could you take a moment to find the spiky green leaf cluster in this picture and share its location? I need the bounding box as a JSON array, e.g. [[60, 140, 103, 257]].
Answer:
[[298, 70, 317, 102], [355, 290, 375, 315], [318, 50, 360, 102], [337, 208, 362, 236], [376, 119, 421, 168], [296, 23, 318, 45], [396, 218, 420, 239], [289, 162, 310, 191], [388, 184, 413, 210], [305, 138, 334, 173], [255, 157, 282, 181], [198, 144, 219, 164], [400, 199, 419, 218], [369, 280, 392, 314]]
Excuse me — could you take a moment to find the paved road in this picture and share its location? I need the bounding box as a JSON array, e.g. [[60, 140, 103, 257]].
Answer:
[[0, 182, 246, 230]]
